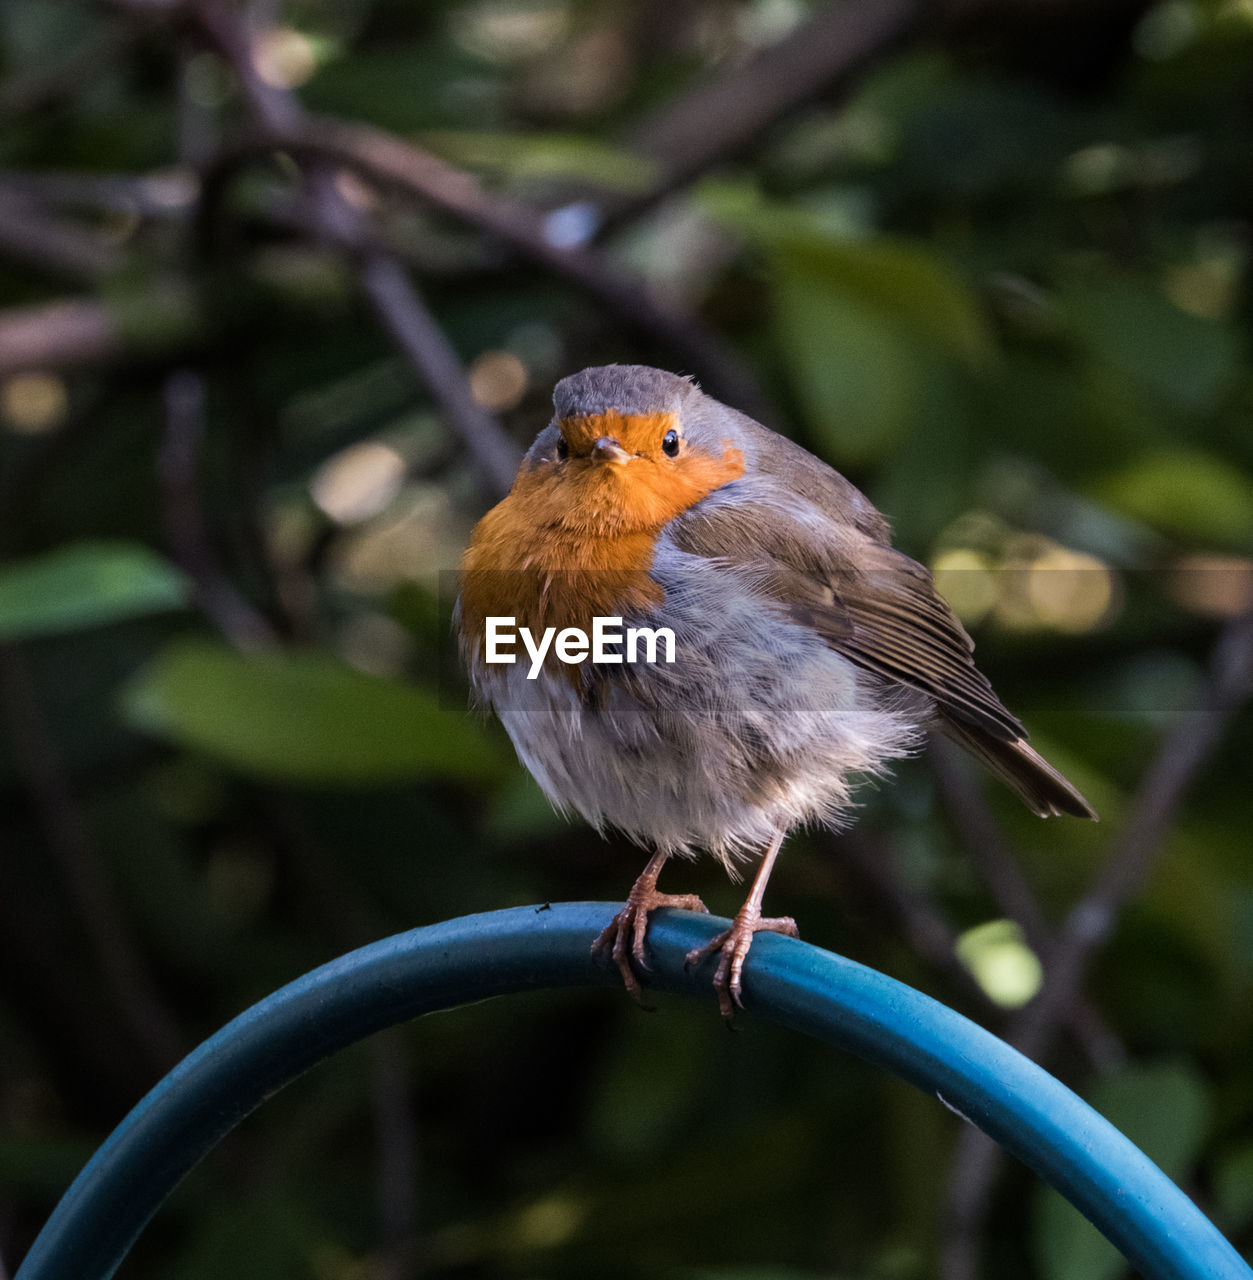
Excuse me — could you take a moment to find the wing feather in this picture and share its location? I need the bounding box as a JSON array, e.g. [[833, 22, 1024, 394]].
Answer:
[[669, 492, 1095, 820]]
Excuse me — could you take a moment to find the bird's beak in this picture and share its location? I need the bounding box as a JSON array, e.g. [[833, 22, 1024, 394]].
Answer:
[[592, 436, 631, 465]]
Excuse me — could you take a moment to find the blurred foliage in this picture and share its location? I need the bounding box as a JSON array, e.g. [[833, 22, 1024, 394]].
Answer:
[[0, 541, 189, 639], [1, 0, 1253, 1278]]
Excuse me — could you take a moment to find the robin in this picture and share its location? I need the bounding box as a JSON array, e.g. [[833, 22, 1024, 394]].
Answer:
[[457, 365, 1095, 1017]]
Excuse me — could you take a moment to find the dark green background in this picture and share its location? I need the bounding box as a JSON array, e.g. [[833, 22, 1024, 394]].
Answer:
[[2, 1, 1252, 1277]]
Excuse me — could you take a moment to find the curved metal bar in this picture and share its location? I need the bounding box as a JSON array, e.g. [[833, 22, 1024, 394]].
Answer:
[[15, 904, 1251, 1280]]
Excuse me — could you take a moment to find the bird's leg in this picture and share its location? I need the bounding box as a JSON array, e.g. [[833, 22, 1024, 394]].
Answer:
[[593, 848, 709, 1003], [685, 830, 797, 1019]]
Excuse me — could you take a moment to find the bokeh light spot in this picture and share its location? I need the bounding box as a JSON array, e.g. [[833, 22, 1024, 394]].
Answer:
[[1027, 548, 1116, 633], [512, 1194, 585, 1250], [1, 372, 68, 435], [1169, 553, 1253, 617], [469, 350, 529, 412], [254, 27, 319, 89], [933, 549, 999, 624], [451, 0, 570, 64], [311, 442, 407, 525], [956, 919, 1044, 1009]]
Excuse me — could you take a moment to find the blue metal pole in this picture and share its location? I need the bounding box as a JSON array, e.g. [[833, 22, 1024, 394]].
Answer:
[[15, 903, 1251, 1280]]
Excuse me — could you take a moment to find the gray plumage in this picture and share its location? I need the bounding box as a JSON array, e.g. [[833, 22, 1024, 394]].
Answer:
[[553, 364, 697, 421], [465, 364, 1095, 868]]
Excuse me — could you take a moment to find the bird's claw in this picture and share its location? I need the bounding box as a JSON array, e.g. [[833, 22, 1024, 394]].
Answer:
[[593, 887, 709, 1005], [685, 912, 799, 1020]]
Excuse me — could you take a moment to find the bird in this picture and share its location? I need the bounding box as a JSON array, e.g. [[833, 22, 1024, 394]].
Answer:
[[457, 364, 1096, 1017]]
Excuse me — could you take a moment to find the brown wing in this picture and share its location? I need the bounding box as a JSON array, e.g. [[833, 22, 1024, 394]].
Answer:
[[669, 495, 1096, 820]]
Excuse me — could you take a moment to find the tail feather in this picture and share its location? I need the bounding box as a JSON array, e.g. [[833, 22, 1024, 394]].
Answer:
[[938, 716, 1097, 820]]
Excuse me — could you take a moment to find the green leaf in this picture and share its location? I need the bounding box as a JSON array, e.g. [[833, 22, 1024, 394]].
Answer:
[[0, 541, 189, 640], [772, 233, 992, 367], [302, 44, 482, 133], [1060, 274, 1241, 416], [420, 130, 657, 190], [702, 183, 993, 365], [702, 184, 992, 463], [1094, 449, 1253, 547], [1034, 1062, 1210, 1280], [122, 639, 504, 785], [772, 259, 917, 463], [870, 356, 977, 544], [1090, 1061, 1210, 1177]]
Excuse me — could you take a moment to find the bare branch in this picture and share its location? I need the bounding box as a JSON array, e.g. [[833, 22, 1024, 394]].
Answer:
[[0, 289, 195, 377], [359, 255, 522, 495], [834, 829, 1009, 1018], [184, 0, 523, 498], [106, 0, 771, 423], [1018, 607, 1253, 1053], [0, 189, 126, 280], [931, 744, 1124, 1070], [235, 116, 771, 419], [0, 169, 199, 219], [0, 298, 120, 376], [0, 645, 186, 1074], [159, 369, 280, 647], [607, 0, 923, 227], [189, 0, 299, 135], [371, 1029, 422, 1280]]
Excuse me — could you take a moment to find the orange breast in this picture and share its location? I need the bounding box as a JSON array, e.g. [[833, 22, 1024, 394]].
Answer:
[[458, 430, 744, 668]]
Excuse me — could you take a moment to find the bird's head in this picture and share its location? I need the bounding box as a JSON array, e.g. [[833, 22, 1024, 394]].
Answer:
[[519, 365, 746, 535]]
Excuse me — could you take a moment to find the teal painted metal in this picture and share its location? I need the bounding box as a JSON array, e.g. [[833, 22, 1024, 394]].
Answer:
[[15, 903, 1251, 1280]]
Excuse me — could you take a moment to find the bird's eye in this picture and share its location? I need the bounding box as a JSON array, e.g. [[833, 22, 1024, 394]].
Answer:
[[556, 437, 569, 460], [662, 429, 680, 457]]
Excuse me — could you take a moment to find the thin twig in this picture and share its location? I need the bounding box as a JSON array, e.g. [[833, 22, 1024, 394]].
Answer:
[[358, 255, 522, 495], [0, 298, 120, 375], [931, 744, 1124, 1070], [177, 14, 459, 1259], [258, 794, 424, 1280], [932, 743, 1075, 949], [189, 4, 437, 1206], [834, 830, 1009, 1018], [0, 645, 186, 1074], [1019, 608, 1253, 1053], [940, 608, 1253, 1280], [175, 34, 219, 166], [113, 0, 771, 418], [159, 369, 279, 647], [0, 190, 125, 280], [603, 0, 923, 229], [0, 286, 198, 377], [202, 118, 772, 420], [372, 1029, 423, 1280], [0, 169, 199, 219], [189, 0, 522, 497], [190, 0, 298, 134]]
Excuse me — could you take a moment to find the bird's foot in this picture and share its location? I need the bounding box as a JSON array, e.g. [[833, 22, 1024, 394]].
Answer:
[[685, 907, 799, 1020], [593, 882, 709, 1005]]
